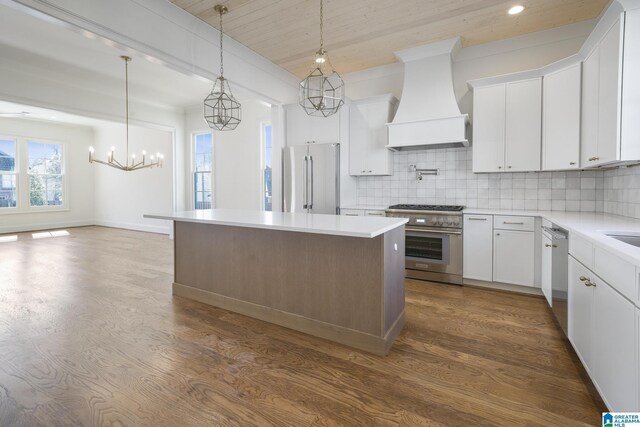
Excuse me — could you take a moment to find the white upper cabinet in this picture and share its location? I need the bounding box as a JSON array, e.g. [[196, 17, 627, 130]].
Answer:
[[505, 78, 542, 172], [581, 47, 600, 167], [472, 78, 541, 173], [349, 95, 398, 176], [543, 64, 581, 171], [284, 104, 341, 145], [472, 84, 506, 173], [582, 12, 640, 168], [597, 17, 623, 166]]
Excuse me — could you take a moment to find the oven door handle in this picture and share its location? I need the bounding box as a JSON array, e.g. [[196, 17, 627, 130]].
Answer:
[[405, 227, 462, 235]]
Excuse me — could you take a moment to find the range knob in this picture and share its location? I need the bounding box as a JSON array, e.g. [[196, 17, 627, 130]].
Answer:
[[453, 217, 461, 227], [430, 217, 438, 225], [446, 217, 454, 226], [438, 217, 445, 226]]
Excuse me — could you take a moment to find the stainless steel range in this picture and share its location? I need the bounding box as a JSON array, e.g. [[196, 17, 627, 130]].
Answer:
[[385, 204, 463, 285]]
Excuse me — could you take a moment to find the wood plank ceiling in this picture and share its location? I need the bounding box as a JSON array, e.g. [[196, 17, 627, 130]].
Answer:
[[170, 0, 609, 77]]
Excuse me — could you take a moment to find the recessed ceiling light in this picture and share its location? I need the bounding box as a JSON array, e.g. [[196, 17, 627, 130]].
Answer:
[[508, 5, 525, 15]]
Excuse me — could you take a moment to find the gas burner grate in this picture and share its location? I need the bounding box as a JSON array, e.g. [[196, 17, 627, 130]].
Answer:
[[387, 204, 464, 212]]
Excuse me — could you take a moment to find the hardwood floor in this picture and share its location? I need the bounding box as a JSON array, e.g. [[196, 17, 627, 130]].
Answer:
[[0, 226, 603, 426]]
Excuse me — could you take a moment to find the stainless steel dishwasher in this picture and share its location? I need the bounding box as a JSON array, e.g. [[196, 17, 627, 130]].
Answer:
[[543, 225, 569, 335]]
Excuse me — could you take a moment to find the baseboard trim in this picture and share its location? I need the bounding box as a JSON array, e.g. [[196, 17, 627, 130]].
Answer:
[[0, 220, 94, 235], [463, 278, 544, 297], [173, 282, 398, 356], [93, 220, 170, 235]]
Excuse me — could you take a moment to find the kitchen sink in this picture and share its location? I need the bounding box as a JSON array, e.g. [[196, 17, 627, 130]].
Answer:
[[606, 232, 640, 248]]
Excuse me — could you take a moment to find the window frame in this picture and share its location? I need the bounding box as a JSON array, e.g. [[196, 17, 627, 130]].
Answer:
[[260, 121, 273, 211], [26, 139, 66, 210], [0, 135, 69, 215], [191, 131, 213, 210], [0, 136, 18, 211]]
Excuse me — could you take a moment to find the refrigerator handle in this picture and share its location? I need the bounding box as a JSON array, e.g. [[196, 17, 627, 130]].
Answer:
[[309, 156, 314, 210], [302, 155, 308, 209]]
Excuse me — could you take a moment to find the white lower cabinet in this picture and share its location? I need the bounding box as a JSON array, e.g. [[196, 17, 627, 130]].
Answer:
[[463, 215, 493, 281], [568, 255, 639, 411], [568, 257, 595, 368], [593, 275, 637, 411], [541, 233, 553, 306], [493, 230, 535, 286]]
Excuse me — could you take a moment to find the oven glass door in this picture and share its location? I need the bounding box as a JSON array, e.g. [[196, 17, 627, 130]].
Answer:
[[405, 230, 450, 265]]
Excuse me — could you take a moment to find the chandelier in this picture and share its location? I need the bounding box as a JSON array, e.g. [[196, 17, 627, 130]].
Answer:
[[204, 5, 241, 131], [299, 0, 345, 117], [89, 56, 163, 171]]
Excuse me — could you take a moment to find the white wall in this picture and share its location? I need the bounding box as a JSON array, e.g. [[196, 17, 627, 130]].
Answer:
[[0, 117, 94, 234], [93, 123, 173, 233], [185, 99, 272, 211], [214, 100, 272, 210]]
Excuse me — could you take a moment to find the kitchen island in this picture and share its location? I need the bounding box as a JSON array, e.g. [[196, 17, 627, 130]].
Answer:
[[144, 209, 408, 355]]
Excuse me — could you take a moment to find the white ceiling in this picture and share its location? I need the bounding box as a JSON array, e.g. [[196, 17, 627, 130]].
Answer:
[[0, 3, 223, 124]]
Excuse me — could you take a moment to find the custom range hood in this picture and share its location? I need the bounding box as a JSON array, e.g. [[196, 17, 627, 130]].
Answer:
[[386, 37, 469, 151]]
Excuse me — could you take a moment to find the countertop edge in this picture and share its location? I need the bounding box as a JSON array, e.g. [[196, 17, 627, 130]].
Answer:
[[143, 214, 408, 239]]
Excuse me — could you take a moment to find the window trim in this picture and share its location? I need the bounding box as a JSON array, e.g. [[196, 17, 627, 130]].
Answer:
[[260, 121, 272, 211], [0, 136, 18, 212], [0, 135, 69, 215], [191, 131, 213, 210]]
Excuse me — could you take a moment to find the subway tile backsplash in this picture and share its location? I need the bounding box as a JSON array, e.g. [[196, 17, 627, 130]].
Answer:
[[356, 147, 605, 212], [604, 164, 640, 219]]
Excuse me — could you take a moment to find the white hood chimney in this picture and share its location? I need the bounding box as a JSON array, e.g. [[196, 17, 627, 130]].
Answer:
[[386, 37, 469, 150]]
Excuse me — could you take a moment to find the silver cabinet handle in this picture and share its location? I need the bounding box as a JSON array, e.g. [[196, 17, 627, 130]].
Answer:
[[545, 244, 557, 248], [570, 162, 576, 165], [344, 213, 359, 216], [579, 276, 596, 287], [508, 166, 512, 169], [309, 155, 314, 209], [303, 156, 308, 209], [468, 217, 487, 221], [588, 156, 599, 161], [496, 233, 500, 236], [498, 166, 503, 169], [367, 213, 384, 216], [503, 221, 524, 225], [579, 276, 589, 282]]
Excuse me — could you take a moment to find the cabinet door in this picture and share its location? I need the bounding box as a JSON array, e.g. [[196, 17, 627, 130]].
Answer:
[[349, 103, 368, 175], [541, 234, 553, 306], [463, 215, 493, 281], [593, 279, 637, 411], [493, 230, 535, 286], [505, 78, 542, 172], [568, 256, 594, 369], [581, 47, 600, 167], [597, 17, 623, 166], [473, 84, 505, 173], [543, 64, 581, 170], [310, 112, 340, 144], [285, 105, 313, 144], [365, 102, 393, 175]]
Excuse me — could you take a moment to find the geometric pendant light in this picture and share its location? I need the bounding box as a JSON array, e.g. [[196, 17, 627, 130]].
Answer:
[[89, 56, 163, 171], [299, 0, 345, 118], [204, 5, 242, 131]]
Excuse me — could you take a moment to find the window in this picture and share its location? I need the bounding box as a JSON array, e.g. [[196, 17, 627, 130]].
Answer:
[[262, 123, 272, 211], [0, 139, 17, 209], [27, 141, 64, 207], [193, 132, 212, 210]]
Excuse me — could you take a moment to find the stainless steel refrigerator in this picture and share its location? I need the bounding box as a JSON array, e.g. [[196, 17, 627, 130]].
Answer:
[[283, 143, 340, 214]]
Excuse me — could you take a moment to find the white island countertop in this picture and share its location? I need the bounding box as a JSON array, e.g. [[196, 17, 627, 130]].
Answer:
[[145, 209, 408, 238]]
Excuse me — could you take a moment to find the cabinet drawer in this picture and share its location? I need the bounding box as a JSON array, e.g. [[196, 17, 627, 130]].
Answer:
[[494, 215, 535, 231], [341, 209, 364, 217], [569, 234, 594, 270], [364, 210, 386, 217], [594, 247, 637, 304]]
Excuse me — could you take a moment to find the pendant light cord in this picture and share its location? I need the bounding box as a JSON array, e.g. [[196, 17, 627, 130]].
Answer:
[[219, 9, 224, 77], [125, 57, 129, 160], [319, 0, 324, 50]]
